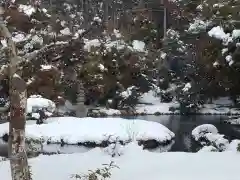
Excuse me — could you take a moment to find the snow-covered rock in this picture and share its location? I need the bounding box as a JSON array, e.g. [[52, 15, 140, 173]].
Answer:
[[0, 117, 175, 146], [27, 95, 56, 114]]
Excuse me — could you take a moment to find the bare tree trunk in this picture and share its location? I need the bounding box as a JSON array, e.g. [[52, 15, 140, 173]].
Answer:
[[0, 9, 31, 180]]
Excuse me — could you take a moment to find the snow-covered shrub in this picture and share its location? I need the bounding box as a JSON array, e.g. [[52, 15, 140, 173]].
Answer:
[[81, 38, 152, 109], [104, 141, 124, 157], [192, 124, 218, 141], [225, 140, 240, 152], [72, 161, 118, 180], [198, 145, 218, 152], [192, 124, 229, 151]]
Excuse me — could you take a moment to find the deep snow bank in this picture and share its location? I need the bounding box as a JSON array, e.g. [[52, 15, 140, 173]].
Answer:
[[0, 142, 239, 180]]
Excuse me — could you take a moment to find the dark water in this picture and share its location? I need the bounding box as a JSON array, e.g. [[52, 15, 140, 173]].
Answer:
[[123, 115, 240, 152]]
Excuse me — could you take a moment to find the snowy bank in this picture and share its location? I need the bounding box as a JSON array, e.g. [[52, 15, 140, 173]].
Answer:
[[88, 94, 240, 116], [200, 97, 240, 115], [0, 117, 175, 150], [1, 142, 240, 180], [192, 124, 229, 151], [89, 90, 180, 116], [224, 117, 240, 125]]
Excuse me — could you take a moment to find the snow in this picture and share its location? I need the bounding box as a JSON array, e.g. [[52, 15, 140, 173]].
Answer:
[[208, 26, 227, 40], [192, 124, 229, 151], [92, 108, 121, 116], [98, 64, 105, 71], [225, 55, 232, 62], [31, 35, 43, 45], [198, 145, 217, 152], [84, 39, 101, 52], [182, 83, 191, 92], [0, 40, 7, 48], [40, 65, 53, 70], [187, 19, 209, 34], [222, 48, 228, 55], [192, 124, 218, 141], [93, 16, 102, 23], [120, 86, 135, 99], [208, 26, 232, 45], [138, 90, 160, 104], [113, 29, 122, 38], [95, 94, 239, 116], [225, 117, 240, 125], [132, 40, 145, 52], [27, 95, 56, 114], [213, 61, 219, 67], [105, 40, 128, 51], [0, 156, 6, 162], [0, 117, 175, 145], [160, 52, 167, 59], [60, 27, 71, 36], [200, 97, 240, 115], [213, 97, 233, 105], [12, 33, 26, 43], [225, 140, 240, 152], [19, 4, 36, 16], [136, 90, 179, 114], [135, 102, 179, 115], [229, 60, 234, 66], [232, 29, 240, 39], [1, 142, 240, 180], [94, 90, 179, 115], [204, 133, 229, 150]]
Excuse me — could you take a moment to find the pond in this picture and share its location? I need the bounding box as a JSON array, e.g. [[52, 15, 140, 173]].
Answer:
[[124, 115, 240, 152]]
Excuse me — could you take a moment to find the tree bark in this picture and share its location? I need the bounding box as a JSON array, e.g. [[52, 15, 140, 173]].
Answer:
[[0, 11, 31, 180]]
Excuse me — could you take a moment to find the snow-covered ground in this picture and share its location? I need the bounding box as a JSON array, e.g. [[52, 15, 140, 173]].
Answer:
[[1, 142, 240, 180], [136, 90, 179, 114], [0, 117, 175, 154], [91, 90, 180, 116]]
